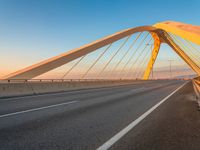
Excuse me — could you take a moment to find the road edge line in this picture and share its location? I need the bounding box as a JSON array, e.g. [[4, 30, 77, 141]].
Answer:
[[0, 100, 78, 118], [97, 81, 188, 150]]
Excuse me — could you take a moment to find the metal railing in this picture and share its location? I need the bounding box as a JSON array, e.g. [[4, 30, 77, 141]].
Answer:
[[0, 78, 186, 83], [193, 76, 200, 108], [0, 78, 142, 83]]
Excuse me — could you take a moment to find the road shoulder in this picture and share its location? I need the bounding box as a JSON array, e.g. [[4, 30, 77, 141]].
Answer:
[[112, 82, 200, 150]]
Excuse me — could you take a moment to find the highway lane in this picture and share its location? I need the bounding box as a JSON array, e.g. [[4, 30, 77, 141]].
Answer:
[[111, 81, 200, 150], [0, 80, 176, 116], [0, 80, 185, 150]]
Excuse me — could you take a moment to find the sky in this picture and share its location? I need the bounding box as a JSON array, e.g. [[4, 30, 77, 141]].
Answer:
[[0, 0, 199, 78]]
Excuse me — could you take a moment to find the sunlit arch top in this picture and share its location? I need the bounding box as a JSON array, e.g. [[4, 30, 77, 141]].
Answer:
[[2, 21, 200, 80], [154, 21, 200, 45]]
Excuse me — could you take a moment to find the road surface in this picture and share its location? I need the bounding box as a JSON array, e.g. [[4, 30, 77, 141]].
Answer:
[[0, 80, 199, 150]]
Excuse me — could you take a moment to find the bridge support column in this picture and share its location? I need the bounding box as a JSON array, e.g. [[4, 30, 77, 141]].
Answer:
[[143, 32, 161, 80]]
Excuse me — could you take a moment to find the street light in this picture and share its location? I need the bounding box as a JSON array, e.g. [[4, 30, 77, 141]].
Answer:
[[146, 43, 154, 79], [168, 59, 175, 79]]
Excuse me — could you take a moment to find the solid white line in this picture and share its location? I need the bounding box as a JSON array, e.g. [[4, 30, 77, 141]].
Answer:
[[0, 100, 78, 118], [129, 87, 146, 93], [97, 82, 187, 150]]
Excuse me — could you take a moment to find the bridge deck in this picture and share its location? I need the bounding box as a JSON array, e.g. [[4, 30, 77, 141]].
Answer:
[[0, 80, 199, 150], [112, 81, 200, 150]]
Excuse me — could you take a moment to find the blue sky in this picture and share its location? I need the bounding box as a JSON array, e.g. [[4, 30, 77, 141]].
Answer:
[[0, 0, 199, 77]]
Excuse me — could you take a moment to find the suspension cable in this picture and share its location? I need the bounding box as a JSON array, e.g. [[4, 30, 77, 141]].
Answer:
[[117, 32, 150, 78], [81, 44, 112, 79], [165, 33, 197, 68], [61, 55, 86, 79], [134, 47, 151, 79], [97, 35, 131, 78], [169, 33, 196, 61], [124, 37, 153, 78], [176, 36, 200, 62], [185, 39, 200, 56], [109, 32, 142, 78], [183, 39, 200, 60], [170, 34, 200, 65]]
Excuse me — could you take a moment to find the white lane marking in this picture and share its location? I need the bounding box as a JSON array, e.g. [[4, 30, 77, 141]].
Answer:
[[129, 87, 146, 93], [97, 82, 187, 150], [0, 92, 76, 101], [0, 100, 78, 118], [129, 84, 169, 93]]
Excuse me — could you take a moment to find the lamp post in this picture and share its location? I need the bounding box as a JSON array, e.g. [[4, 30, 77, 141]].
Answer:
[[168, 59, 174, 79]]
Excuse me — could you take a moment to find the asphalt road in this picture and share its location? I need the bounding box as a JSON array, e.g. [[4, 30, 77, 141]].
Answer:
[[111, 81, 200, 150], [0, 80, 198, 150]]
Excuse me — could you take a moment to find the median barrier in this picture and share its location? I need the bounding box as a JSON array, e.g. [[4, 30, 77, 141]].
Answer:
[[193, 77, 200, 108], [0, 80, 146, 98]]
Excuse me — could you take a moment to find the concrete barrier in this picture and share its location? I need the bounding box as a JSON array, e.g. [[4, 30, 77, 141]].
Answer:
[[0, 80, 147, 98], [193, 77, 200, 107]]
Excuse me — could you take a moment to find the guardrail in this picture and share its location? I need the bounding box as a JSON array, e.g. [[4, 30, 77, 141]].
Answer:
[[0, 78, 189, 98], [0, 78, 186, 83], [193, 77, 200, 108], [0, 79, 139, 83], [0, 78, 146, 98]]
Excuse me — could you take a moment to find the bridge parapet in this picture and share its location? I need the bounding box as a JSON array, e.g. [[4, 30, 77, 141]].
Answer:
[[0, 79, 149, 98], [193, 77, 200, 108]]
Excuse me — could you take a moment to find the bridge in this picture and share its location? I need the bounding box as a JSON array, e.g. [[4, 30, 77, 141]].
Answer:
[[0, 21, 200, 150]]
